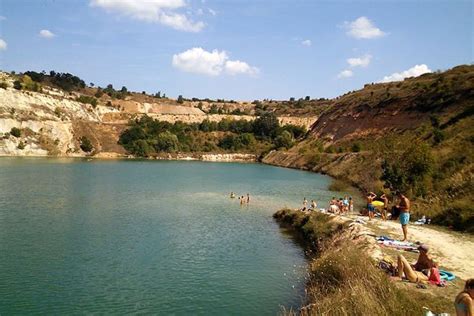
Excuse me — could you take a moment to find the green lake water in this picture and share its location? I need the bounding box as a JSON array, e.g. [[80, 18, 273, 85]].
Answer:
[[0, 158, 347, 315]]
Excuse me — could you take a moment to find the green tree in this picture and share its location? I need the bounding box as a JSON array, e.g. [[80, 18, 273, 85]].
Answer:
[[274, 130, 294, 149], [177, 95, 184, 104], [381, 142, 434, 197], [155, 131, 179, 152], [10, 127, 21, 138], [253, 111, 280, 138], [130, 139, 153, 157]]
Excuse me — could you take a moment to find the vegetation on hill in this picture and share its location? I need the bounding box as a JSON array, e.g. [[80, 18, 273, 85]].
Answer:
[[266, 65, 474, 232], [118, 113, 306, 157]]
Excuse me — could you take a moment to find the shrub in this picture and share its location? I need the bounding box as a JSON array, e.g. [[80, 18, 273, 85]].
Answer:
[[17, 141, 25, 150], [10, 127, 21, 138], [79, 136, 93, 152], [13, 80, 22, 90], [177, 95, 184, 104], [0, 81, 8, 89], [76, 95, 98, 108], [381, 141, 434, 196], [351, 142, 362, 152], [274, 130, 294, 149], [433, 128, 445, 144], [155, 131, 179, 152]]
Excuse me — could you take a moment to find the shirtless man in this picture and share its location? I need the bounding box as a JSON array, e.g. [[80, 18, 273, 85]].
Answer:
[[396, 191, 410, 241], [366, 192, 377, 220], [380, 193, 389, 220]]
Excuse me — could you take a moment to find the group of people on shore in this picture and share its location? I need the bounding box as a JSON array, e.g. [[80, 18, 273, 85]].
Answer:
[[328, 196, 353, 214], [366, 190, 411, 241], [230, 192, 250, 205], [298, 196, 354, 214]]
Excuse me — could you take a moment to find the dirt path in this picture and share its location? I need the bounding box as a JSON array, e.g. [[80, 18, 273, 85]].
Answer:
[[346, 215, 474, 280]]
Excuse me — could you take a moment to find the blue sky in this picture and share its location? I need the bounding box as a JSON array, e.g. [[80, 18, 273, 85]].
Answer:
[[0, 0, 472, 100]]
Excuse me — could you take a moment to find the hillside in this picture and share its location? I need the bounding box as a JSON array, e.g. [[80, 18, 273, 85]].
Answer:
[[0, 71, 313, 158], [264, 64, 474, 231]]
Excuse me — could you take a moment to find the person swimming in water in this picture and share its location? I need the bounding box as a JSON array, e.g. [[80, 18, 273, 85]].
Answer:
[[230, 192, 236, 198]]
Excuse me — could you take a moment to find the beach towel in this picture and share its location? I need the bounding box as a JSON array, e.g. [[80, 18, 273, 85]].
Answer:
[[377, 239, 419, 252]]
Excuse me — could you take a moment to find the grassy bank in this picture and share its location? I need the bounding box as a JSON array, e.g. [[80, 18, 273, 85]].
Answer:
[[273, 209, 452, 315]]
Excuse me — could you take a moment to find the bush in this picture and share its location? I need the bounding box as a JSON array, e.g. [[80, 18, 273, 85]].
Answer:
[[381, 141, 434, 197], [351, 142, 362, 152], [79, 136, 93, 152], [274, 130, 293, 149], [433, 128, 445, 144], [155, 131, 179, 152], [76, 95, 98, 108], [13, 80, 22, 90], [10, 127, 21, 138], [17, 141, 26, 150], [0, 81, 8, 89]]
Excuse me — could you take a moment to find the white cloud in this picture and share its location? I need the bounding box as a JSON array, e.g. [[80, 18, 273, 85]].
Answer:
[[0, 39, 7, 51], [196, 8, 204, 15], [301, 39, 312, 47], [172, 47, 259, 77], [347, 54, 371, 67], [380, 64, 432, 83], [39, 29, 56, 38], [345, 16, 385, 39], [225, 60, 259, 76], [0, 16, 6, 21], [90, 0, 204, 32], [208, 8, 216, 16], [338, 69, 353, 78]]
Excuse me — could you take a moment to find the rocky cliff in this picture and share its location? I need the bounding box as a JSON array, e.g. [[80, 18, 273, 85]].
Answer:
[[0, 71, 315, 158]]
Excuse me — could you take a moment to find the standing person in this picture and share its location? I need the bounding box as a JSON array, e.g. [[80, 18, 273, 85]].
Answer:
[[240, 196, 245, 205], [455, 279, 474, 316], [349, 197, 354, 213], [310, 200, 317, 211], [343, 196, 349, 213], [246, 193, 250, 204], [380, 193, 389, 220], [396, 191, 410, 241], [367, 192, 377, 220]]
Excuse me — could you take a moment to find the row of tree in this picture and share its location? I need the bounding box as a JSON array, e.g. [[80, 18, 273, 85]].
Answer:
[[118, 112, 306, 157]]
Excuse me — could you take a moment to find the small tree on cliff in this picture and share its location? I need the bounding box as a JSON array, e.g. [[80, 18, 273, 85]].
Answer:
[[10, 127, 21, 138], [80, 136, 94, 153]]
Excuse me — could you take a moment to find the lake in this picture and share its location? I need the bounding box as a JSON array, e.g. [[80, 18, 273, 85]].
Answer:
[[0, 158, 346, 315]]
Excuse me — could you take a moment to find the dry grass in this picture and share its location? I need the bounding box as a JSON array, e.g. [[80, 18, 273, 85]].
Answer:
[[274, 209, 453, 315]]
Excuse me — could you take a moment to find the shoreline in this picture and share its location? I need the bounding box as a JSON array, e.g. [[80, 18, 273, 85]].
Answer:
[[0, 152, 258, 162]]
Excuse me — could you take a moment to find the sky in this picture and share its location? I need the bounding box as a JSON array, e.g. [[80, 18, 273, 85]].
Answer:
[[0, 0, 472, 100]]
